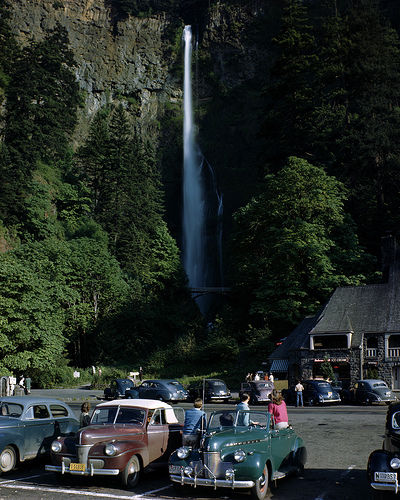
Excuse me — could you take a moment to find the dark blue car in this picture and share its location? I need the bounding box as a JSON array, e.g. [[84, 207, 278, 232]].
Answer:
[[104, 379, 138, 400], [134, 379, 189, 402], [284, 379, 341, 406]]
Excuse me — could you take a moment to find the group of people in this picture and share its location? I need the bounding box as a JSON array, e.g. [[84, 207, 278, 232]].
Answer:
[[245, 372, 274, 382], [182, 388, 290, 445]]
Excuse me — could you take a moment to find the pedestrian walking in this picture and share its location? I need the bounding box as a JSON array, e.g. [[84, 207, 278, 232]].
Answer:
[[295, 380, 304, 407]]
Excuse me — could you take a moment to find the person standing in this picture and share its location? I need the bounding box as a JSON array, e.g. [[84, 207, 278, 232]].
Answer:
[[269, 372, 274, 382], [182, 398, 206, 447], [268, 390, 289, 429], [295, 380, 304, 407], [236, 392, 251, 425], [80, 402, 91, 427]]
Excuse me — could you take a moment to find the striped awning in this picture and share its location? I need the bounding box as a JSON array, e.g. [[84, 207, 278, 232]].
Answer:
[[270, 359, 288, 373]]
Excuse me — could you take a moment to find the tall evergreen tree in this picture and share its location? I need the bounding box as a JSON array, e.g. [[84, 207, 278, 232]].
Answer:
[[0, 23, 80, 224], [262, 0, 318, 170], [231, 157, 374, 334]]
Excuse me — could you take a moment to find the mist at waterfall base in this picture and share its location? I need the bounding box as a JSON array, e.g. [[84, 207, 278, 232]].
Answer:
[[182, 25, 224, 318]]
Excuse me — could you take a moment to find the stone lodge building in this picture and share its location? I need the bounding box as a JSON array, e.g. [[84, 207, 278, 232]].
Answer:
[[269, 235, 400, 389]]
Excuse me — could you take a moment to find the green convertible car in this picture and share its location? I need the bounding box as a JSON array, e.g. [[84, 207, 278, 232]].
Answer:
[[169, 408, 306, 499]]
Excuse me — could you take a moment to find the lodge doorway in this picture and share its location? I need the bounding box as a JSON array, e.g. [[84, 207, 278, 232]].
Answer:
[[393, 367, 400, 389]]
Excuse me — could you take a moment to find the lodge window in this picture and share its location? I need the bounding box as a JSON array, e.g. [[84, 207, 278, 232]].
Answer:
[[366, 336, 378, 357], [387, 335, 400, 358], [311, 335, 349, 349]]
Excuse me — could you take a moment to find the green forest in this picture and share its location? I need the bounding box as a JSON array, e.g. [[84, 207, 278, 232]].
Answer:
[[0, 0, 399, 386]]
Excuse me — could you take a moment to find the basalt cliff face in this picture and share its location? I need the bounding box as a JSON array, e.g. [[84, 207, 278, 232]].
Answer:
[[8, 0, 183, 142], [8, 0, 274, 144]]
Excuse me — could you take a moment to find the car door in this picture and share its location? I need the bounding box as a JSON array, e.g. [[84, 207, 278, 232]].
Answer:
[[147, 409, 168, 462], [355, 382, 366, 403], [138, 381, 151, 399], [23, 404, 55, 459], [50, 404, 77, 435]]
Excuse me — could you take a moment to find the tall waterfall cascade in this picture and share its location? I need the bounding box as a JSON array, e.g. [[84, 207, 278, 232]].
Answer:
[[182, 25, 224, 315]]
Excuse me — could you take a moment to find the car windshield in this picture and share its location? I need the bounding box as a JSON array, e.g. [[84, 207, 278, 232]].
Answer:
[[372, 382, 388, 388], [168, 381, 184, 389], [91, 406, 145, 425], [315, 382, 331, 388], [207, 410, 268, 431], [209, 380, 226, 388], [252, 382, 272, 389], [0, 403, 23, 417], [119, 380, 134, 389]]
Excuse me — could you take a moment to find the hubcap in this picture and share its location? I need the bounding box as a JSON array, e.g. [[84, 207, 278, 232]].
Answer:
[[1, 451, 13, 470]]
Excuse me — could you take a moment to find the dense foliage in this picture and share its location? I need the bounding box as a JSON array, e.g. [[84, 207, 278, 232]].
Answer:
[[1, 0, 400, 385]]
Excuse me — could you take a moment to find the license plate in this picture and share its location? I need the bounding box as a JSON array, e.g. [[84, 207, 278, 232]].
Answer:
[[375, 472, 397, 482], [328, 392, 332, 396], [169, 465, 182, 474], [70, 462, 86, 472]]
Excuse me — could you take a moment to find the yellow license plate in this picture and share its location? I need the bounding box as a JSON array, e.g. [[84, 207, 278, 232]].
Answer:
[[70, 462, 86, 472]]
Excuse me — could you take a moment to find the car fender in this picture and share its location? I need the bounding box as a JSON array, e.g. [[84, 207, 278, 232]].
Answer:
[[92, 439, 150, 466], [0, 428, 24, 459], [367, 449, 393, 481]]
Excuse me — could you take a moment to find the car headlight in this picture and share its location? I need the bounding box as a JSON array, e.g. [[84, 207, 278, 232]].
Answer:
[[104, 443, 117, 456], [391, 458, 400, 469], [234, 449, 246, 463], [51, 441, 62, 453], [177, 447, 191, 459]]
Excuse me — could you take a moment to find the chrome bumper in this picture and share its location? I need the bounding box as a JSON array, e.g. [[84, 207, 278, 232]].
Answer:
[[170, 474, 254, 489], [371, 480, 399, 493], [45, 463, 119, 477]]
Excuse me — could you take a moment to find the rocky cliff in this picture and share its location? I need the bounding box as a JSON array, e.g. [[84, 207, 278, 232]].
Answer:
[[8, 0, 183, 142]]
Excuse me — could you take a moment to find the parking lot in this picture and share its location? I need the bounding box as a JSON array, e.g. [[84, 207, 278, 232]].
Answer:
[[0, 400, 388, 500]]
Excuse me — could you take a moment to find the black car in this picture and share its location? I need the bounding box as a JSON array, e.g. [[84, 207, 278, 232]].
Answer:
[[240, 380, 274, 404], [187, 378, 231, 403], [104, 379, 138, 400], [135, 379, 189, 402], [283, 379, 341, 406], [368, 402, 400, 498]]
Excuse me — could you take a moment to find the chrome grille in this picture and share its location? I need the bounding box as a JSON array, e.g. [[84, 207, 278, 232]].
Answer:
[[76, 445, 91, 466], [203, 452, 221, 478]]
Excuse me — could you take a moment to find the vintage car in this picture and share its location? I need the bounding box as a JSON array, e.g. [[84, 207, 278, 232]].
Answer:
[[368, 402, 400, 498], [103, 378, 138, 400], [240, 380, 274, 404], [0, 396, 78, 473], [352, 379, 397, 405], [169, 408, 306, 499], [45, 399, 183, 488], [187, 378, 231, 403], [135, 379, 189, 402], [283, 379, 341, 406]]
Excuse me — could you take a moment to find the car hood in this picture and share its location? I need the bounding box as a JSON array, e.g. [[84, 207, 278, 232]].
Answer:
[[371, 387, 394, 397], [78, 424, 145, 445], [256, 389, 271, 397], [204, 427, 266, 451]]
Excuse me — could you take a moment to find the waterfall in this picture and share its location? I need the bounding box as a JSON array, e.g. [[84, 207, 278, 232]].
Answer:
[[182, 25, 205, 294], [182, 25, 224, 315]]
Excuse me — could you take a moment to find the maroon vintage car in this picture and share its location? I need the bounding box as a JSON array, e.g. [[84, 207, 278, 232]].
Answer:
[[45, 399, 183, 488]]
